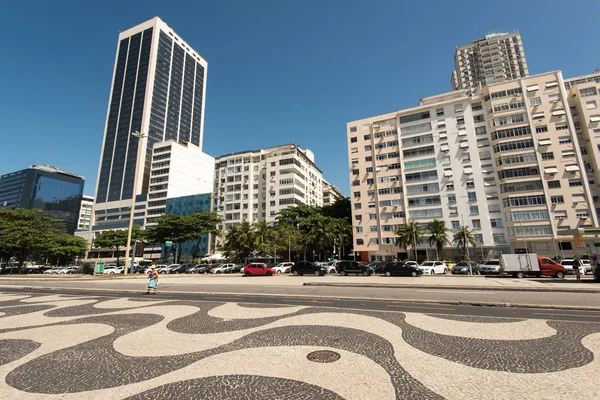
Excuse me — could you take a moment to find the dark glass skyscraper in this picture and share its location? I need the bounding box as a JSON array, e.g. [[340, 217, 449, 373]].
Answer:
[[0, 165, 84, 234], [93, 17, 207, 230]]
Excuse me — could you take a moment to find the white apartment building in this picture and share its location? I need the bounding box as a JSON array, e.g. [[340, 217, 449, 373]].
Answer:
[[212, 144, 323, 238], [146, 140, 214, 225], [348, 71, 600, 262], [322, 179, 344, 206], [452, 31, 528, 96], [77, 195, 94, 231]]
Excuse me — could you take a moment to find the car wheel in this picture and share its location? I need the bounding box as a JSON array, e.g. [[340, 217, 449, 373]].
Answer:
[[340, 270, 347, 276], [363, 270, 370, 277], [430, 269, 435, 275], [555, 271, 565, 279], [293, 270, 299, 276], [443, 268, 447, 274], [216, 271, 221, 274], [516, 271, 525, 279], [385, 271, 392, 277], [277, 270, 281, 274], [411, 271, 417, 277], [244, 272, 251, 276], [314, 271, 320, 276], [266, 272, 272, 276]]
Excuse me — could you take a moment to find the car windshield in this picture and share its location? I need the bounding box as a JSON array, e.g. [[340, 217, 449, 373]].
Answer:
[[421, 262, 434, 266], [483, 260, 499, 266], [561, 260, 574, 265]]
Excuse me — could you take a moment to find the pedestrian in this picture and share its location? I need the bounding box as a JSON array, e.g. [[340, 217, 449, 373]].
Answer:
[[573, 257, 582, 281], [145, 266, 159, 295]]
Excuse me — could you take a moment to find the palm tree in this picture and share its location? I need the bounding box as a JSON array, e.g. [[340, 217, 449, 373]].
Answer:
[[427, 219, 450, 260], [223, 221, 256, 260], [330, 218, 352, 259], [453, 226, 476, 260], [307, 215, 336, 261], [395, 221, 422, 261]]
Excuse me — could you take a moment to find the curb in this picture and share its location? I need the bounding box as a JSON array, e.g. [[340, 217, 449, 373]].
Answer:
[[4, 285, 600, 312], [302, 282, 600, 294]]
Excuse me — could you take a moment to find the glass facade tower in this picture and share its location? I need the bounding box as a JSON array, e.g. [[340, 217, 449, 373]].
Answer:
[[93, 17, 207, 231]]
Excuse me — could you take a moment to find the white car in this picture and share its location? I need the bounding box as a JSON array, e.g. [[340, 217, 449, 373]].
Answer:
[[419, 261, 448, 275], [102, 267, 120, 274], [156, 265, 171, 274], [560, 259, 592, 274], [272, 262, 294, 274], [210, 263, 236, 274], [404, 261, 420, 269]]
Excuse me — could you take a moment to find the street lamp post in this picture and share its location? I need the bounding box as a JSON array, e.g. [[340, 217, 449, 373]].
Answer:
[[124, 131, 147, 276]]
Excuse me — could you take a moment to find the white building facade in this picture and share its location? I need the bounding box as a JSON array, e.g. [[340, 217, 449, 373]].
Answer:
[[77, 195, 94, 231], [211, 144, 323, 248]]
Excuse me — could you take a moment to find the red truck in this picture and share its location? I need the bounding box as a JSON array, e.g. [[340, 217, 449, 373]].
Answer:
[[500, 254, 566, 278]]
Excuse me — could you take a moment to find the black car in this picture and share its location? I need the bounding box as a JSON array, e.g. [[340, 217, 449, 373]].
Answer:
[[451, 261, 480, 275], [382, 262, 422, 277], [368, 261, 386, 274], [336, 260, 372, 276], [291, 261, 325, 276], [230, 264, 243, 273], [170, 264, 191, 274]]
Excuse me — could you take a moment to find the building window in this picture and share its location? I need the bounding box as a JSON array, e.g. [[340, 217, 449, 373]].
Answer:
[[472, 219, 481, 229], [356, 226, 363, 233], [535, 125, 548, 133], [448, 194, 456, 203], [355, 215, 362, 221], [436, 108, 444, 116], [467, 192, 477, 201], [354, 203, 362, 210], [351, 169, 359, 175], [530, 97, 542, 106], [350, 127, 357, 132], [493, 233, 506, 243], [364, 134, 371, 140], [451, 221, 460, 230], [547, 180, 561, 188], [470, 206, 479, 215], [569, 179, 583, 187], [369, 214, 377, 220], [490, 219, 503, 228], [555, 123, 568, 131], [540, 152, 554, 160], [551, 195, 565, 204], [356, 239, 364, 245], [580, 87, 598, 97], [350, 137, 357, 143], [353, 192, 360, 198], [475, 126, 487, 135], [558, 136, 572, 144]]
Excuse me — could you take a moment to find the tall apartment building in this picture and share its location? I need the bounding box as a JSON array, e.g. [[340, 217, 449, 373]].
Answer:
[[0, 165, 84, 235], [348, 71, 600, 262], [322, 179, 344, 206], [452, 32, 528, 96], [146, 140, 214, 225], [77, 195, 94, 231], [92, 17, 207, 232], [212, 144, 323, 237], [565, 71, 600, 222]]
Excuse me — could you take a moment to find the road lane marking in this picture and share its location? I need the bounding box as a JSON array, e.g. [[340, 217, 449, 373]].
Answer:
[[417, 290, 496, 294], [386, 304, 456, 311]]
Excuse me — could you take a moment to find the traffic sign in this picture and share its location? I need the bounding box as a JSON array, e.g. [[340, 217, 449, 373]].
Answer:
[[165, 241, 172, 247]]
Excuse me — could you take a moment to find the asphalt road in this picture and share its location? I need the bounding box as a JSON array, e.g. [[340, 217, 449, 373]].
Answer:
[[2, 285, 600, 323], [1, 276, 599, 310]]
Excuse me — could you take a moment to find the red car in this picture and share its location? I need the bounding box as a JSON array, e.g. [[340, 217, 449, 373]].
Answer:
[[243, 263, 275, 276]]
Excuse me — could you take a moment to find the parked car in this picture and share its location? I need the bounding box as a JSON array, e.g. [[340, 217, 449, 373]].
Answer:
[[560, 259, 592, 275], [290, 261, 325, 276], [188, 264, 211, 274], [102, 266, 120, 275], [272, 262, 294, 274], [336, 260, 372, 276], [230, 264, 244, 273], [452, 261, 480, 275], [382, 262, 423, 277], [211, 263, 237, 274], [479, 259, 501, 275], [156, 265, 174, 274], [168, 264, 190, 274], [419, 261, 448, 275], [243, 263, 275, 276], [368, 260, 387, 274]]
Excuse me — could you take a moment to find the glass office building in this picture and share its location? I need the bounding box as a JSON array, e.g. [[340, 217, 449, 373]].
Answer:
[[165, 193, 211, 259], [0, 165, 84, 234], [93, 17, 208, 233]]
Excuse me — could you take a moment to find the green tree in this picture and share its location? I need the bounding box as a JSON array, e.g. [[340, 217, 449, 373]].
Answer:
[[306, 215, 337, 261], [44, 233, 88, 266], [395, 221, 423, 261], [0, 209, 63, 269], [427, 219, 450, 260], [330, 218, 352, 259], [93, 226, 144, 266], [321, 198, 351, 224], [453, 226, 476, 260], [187, 212, 222, 258], [222, 221, 256, 260]]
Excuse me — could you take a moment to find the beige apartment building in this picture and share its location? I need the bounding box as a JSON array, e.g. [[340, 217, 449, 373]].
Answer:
[[348, 71, 600, 262], [322, 179, 344, 206], [452, 31, 529, 96]]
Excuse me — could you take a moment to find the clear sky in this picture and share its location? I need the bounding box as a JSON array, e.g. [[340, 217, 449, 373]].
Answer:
[[1, 0, 599, 197]]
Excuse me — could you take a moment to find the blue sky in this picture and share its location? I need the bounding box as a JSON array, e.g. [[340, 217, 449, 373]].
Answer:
[[1, 0, 599, 197]]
